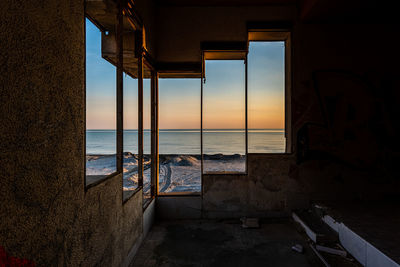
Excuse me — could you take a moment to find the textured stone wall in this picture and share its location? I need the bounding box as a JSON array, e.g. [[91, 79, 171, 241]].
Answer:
[[0, 0, 143, 265]]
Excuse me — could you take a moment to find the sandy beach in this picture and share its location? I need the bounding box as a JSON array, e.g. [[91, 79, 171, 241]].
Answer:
[[86, 153, 246, 193]]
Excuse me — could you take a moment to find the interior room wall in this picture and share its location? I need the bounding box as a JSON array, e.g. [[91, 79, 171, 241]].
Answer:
[[0, 0, 144, 265]]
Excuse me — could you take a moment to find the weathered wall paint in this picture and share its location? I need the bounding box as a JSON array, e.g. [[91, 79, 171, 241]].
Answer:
[[203, 154, 304, 218], [0, 0, 143, 265]]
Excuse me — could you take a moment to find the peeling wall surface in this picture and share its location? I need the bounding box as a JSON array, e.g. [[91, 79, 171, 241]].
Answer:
[[0, 0, 143, 265]]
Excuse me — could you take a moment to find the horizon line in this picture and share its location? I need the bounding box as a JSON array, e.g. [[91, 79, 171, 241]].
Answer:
[[87, 128, 285, 130]]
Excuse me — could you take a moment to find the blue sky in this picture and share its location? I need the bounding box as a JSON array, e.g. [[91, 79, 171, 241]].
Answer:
[[86, 18, 285, 130]]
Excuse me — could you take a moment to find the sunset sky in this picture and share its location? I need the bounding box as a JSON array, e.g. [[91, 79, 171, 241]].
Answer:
[[86, 19, 285, 130]]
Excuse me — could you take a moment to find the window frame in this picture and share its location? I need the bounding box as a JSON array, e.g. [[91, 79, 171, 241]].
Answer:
[[84, 0, 148, 206], [156, 77, 203, 196], [201, 53, 249, 176], [141, 51, 157, 209], [247, 29, 292, 154], [83, 14, 121, 190]]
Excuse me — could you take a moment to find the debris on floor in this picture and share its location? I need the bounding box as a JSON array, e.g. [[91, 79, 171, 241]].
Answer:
[[292, 208, 361, 267], [316, 244, 347, 257], [240, 217, 260, 229], [310, 243, 331, 267], [291, 244, 304, 253], [131, 219, 321, 267]]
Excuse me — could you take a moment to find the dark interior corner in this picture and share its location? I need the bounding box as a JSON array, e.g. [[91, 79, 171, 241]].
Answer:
[[1, 0, 399, 266]]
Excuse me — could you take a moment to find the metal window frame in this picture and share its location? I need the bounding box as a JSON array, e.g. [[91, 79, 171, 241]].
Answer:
[[247, 28, 292, 154], [84, 2, 121, 191], [141, 51, 157, 209], [84, 0, 150, 205], [201, 53, 249, 176]]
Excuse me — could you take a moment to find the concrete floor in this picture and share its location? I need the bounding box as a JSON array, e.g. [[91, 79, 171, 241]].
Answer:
[[130, 219, 323, 267]]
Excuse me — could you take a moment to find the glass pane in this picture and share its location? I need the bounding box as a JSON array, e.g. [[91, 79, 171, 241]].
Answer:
[[123, 73, 138, 192], [203, 60, 246, 173], [248, 42, 286, 153], [85, 18, 117, 183], [122, 11, 139, 198], [143, 65, 152, 201], [159, 79, 201, 193]]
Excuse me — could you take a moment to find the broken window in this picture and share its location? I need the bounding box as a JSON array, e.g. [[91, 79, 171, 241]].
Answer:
[[202, 60, 246, 173], [248, 41, 286, 153], [85, 18, 118, 185], [158, 78, 201, 194]]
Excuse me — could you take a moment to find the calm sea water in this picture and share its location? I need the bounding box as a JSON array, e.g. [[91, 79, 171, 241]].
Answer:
[[86, 129, 286, 155]]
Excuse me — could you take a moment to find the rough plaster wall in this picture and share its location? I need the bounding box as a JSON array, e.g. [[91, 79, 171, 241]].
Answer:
[[203, 23, 400, 216], [155, 5, 296, 62], [203, 154, 304, 218], [0, 0, 143, 265]]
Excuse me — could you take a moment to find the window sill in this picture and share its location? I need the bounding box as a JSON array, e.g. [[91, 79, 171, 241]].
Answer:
[[143, 197, 154, 210], [203, 171, 247, 175], [247, 152, 292, 155], [85, 172, 119, 190], [158, 192, 201, 197], [123, 186, 142, 204]]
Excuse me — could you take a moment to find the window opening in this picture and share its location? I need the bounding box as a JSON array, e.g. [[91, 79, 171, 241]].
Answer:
[[202, 59, 247, 174], [158, 78, 201, 194], [248, 41, 286, 153], [85, 18, 117, 186]]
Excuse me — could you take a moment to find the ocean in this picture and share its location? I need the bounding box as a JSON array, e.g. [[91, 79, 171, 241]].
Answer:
[[86, 129, 286, 155], [86, 129, 285, 192]]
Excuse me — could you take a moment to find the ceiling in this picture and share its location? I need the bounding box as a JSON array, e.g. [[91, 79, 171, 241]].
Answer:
[[155, 0, 298, 7]]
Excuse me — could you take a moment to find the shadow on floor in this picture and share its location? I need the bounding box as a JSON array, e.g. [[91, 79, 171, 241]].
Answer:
[[131, 219, 323, 267]]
